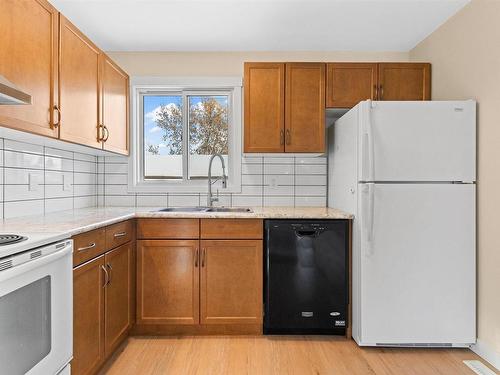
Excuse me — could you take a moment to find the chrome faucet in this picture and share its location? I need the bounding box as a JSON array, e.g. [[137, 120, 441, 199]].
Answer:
[[207, 154, 227, 207]]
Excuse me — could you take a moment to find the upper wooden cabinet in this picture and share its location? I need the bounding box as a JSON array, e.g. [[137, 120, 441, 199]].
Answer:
[[378, 63, 431, 101], [326, 62, 431, 108], [58, 15, 101, 149], [244, 63, 285, 153], [101, 55, 129, 155], [326, 63, 378, 108], [244, 62, 325, 153], [285, 63, 325, 153], [0, 0, 59, 138], [0, 2, 129, 155]]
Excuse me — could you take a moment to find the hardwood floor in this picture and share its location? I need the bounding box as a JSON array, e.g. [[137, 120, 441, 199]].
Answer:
[[100, 336, 493, 375]]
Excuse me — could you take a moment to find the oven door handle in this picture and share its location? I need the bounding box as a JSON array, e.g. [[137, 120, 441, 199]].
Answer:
[[0, 240, 72, 283]]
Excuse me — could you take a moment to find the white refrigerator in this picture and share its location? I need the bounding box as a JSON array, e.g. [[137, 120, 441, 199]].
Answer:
[[328, 100, 476, 347]]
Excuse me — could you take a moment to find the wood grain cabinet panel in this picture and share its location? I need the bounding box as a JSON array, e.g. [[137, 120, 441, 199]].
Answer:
[[101, 55, 129, 155], [72, 228, 106, 267], [104, 243, 133, 355], [137, 240, 200, 325], [378, 63, 431, 101], [0, 0, 59, 137], [200, 240, 263, 325], [59, 15, 102, 149], [201, 219, 263, 239], [244, 63, 285, 153], [285, 63, 325, 153], [326, 63, 378, 108], [105, 220, 134, 251], [136, 219, 199, 239], [73, 255, 105, 375]]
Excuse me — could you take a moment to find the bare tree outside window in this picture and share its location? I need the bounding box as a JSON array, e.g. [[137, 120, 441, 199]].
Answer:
[[143, 94, 230, 180]]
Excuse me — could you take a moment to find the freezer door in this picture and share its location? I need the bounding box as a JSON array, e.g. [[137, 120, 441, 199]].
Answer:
[[358, 101, 476, 182], [357, 183, 475, 346]]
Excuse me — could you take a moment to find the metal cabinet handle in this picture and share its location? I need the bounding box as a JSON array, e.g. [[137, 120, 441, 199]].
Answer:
[[379, 84, 384, 100], [103, 125, 109, 142], [373, 84, 378, 100], [77, 242, 96, 252], [101, 264, 109, 287], [194, 248, 199, 267], [280, 129, 284, 145], [98, 124, 105, 142], [113, 232, 127, 238], [53, 105, 61, 128], [201, 248, 206, 267], [106, 263, 112, 285], [285, 129, 291, 145]]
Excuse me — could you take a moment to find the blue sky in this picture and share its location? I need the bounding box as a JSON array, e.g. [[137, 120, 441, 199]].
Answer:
[[144, 95, 228, 156], [143, 95, 182, 155]]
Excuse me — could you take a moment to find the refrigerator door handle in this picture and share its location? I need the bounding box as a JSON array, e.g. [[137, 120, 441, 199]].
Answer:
[[362, 102, 375, 181], [362, 183, 375, 256]]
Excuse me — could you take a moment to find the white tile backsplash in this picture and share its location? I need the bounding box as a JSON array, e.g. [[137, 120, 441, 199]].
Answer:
[[0, 138, 99, 219], [97, 154, 328, 209], [0, 135, 329, 218]]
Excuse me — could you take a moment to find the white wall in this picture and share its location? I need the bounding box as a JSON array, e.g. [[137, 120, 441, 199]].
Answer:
[[411, 0, 500, 368], [107, 51, 409, 77]]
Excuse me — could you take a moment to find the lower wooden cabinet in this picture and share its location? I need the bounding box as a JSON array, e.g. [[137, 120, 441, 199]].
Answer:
[[104, 243, 134, 354], [200, 240, 263, 325], [136, 219, 264, 332], [72, 225, 135, 375], [73, 256, 106, 375], [136, 240, 200, 325]]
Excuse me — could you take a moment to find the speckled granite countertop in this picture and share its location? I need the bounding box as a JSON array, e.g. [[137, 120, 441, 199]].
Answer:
[[0, 206, 353, 252]]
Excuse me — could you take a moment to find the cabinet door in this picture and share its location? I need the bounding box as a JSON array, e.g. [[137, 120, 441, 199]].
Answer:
[[326, 63, 378, 108], [378, 63, 431, 101], [59, 15, 102, 148], [104, 243, 133, 355], [200, 240, 262, 325], [73, 256, 105, 375], [137, 240, 199, 325], [244, 63, 285, 153], [285, 63, 325, 153], [0, 0, 59, 137], [101, 55, 129, 155]]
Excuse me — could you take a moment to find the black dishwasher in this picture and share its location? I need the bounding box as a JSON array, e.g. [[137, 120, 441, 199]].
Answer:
[[264, 220, 349, 335]]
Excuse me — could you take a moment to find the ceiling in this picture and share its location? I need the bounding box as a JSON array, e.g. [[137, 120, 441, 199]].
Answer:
[[51, 0, 470, 52]]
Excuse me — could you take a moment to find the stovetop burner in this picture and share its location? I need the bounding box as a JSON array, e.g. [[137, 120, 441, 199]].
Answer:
[[0, 235, 28, 246]]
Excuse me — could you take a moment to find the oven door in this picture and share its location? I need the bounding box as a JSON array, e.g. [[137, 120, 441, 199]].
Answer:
[[0, 241, 73, 375]]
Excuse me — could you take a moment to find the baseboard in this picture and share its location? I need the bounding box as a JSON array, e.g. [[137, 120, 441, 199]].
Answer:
[[131, 323, 263, 336], [471, 339, 500, 371]]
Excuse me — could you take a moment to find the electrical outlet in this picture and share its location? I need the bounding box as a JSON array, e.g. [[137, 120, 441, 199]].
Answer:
[[269, 178, 278, 189], [28, 173, 41, 191], [63, 174, 72, 191]]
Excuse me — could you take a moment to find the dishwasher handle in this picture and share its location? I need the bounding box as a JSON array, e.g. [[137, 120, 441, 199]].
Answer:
[[295, 229, 320, 238]]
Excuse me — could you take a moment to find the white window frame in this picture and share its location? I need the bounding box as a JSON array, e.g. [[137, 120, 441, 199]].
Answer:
[[129, 76, 242, 193]]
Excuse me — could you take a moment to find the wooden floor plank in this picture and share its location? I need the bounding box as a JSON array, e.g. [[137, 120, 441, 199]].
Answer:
[[100, 336, 490, 375]]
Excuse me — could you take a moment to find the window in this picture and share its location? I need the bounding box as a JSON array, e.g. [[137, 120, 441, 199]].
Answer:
[[130, 77, 242, 193]]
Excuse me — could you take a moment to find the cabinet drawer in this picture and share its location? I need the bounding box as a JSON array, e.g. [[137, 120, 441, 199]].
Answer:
[[105, 220, 134, 250], [201, 219, 263, 239], [73, 228, 106, 267], [137, 219, 199, 239]]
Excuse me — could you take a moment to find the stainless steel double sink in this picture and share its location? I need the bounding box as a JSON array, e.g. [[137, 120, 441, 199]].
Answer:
[[156, 207, 253, 213]]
